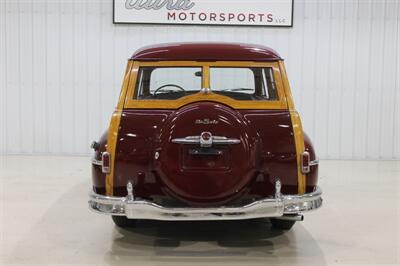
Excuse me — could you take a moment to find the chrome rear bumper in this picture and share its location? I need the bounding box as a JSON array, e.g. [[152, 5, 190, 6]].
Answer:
[[88, 186, 322, 221]]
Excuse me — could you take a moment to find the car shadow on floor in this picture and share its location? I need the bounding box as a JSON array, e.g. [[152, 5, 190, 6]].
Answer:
[[105, 217, 329, 266], [114, 219, 285, 249], [108, 219, 288, 260]]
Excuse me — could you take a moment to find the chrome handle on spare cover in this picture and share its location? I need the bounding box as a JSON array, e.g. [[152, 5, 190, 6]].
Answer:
[[172, 131, 240, 148]]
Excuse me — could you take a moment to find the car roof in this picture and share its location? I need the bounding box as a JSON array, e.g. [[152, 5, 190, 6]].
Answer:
[[130, 42, 282, 62]]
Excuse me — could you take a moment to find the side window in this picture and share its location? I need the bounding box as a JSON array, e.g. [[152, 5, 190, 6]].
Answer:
[[209, 67, 279, 101]]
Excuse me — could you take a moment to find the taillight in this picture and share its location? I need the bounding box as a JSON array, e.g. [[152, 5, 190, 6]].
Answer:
[[101, 152, 111, 174], [301, 151, 310, 174]]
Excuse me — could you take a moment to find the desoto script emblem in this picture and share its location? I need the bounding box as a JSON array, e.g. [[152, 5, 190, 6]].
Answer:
[[195, 119, 219, 125], [125, 0, 195, 10]]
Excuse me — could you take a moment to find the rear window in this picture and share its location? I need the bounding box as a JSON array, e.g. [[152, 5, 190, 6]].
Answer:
[[210, 67, 278, 101], [136, 67, 202, 100], [134, 66, 278, 101]]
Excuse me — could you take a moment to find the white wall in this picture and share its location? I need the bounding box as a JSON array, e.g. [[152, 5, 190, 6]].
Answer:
[[1, 0, 399, 159]]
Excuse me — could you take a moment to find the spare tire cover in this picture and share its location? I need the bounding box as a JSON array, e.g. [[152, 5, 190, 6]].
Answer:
[[155, 102, 260, 205]]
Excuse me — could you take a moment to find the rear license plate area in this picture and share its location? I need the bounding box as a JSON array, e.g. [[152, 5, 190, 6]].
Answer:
[[180, 146, 231, 171]]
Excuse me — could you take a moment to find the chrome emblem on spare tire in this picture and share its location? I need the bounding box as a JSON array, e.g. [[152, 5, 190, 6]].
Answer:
[[200, 132, 213, 147]]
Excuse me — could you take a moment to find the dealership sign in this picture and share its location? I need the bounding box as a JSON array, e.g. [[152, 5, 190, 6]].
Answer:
[[114, 0, 293, 27]]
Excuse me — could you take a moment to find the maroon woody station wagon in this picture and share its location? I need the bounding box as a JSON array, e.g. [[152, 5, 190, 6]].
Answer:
[[89, 43, 322, 230]]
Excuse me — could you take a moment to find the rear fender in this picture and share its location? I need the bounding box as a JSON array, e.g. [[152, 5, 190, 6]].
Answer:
[[91, 130, 108, 195], [304, 132, 319, 193]]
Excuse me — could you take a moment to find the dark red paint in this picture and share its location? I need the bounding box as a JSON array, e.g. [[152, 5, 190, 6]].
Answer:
[[131, 43, 282, 62], [109, 102, 298, 206]]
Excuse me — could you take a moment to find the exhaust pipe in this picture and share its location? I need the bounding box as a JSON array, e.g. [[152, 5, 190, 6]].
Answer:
[[276, 214, 304, 221]]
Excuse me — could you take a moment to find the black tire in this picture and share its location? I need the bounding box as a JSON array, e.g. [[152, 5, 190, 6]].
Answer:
[[112, 216, 137, 228], [270, 218, 296, 230]]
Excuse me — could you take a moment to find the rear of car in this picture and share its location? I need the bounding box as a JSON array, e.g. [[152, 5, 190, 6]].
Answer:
[[89, 43, 322, 230]]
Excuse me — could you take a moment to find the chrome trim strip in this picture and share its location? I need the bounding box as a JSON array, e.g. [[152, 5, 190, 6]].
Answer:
[[309, 158, 319, 166], [88, 186, 322, 221], [172, 135, 240, 146], [91, 158, 102, 166]]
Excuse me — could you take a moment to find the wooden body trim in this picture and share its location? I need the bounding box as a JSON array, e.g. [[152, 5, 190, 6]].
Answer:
[[279, 61, 306, 194], [105, 61, 134, 196], [289, 111, 306, 194]]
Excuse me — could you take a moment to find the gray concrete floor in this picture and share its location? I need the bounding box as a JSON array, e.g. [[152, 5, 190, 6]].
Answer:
[[0, 156, 399, 266]]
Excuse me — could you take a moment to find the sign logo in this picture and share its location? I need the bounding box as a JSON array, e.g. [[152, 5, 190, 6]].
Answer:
[[125, 0, 195, 11], [114, 0, 293, 27]]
